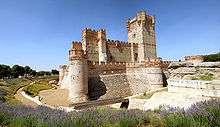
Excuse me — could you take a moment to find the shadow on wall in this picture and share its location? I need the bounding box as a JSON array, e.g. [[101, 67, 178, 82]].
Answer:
[[162, 72, 168, 87], [88, 76, 107, 100]]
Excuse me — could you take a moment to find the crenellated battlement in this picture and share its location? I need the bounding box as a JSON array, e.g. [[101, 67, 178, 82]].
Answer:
[[106, 39, 127, 44], [106, 39, 139, 48], [97, 29, 106, 33], [83, 28, 98, 33], [88, 61, 127, 76], [82, 28, 106, 38], [69, 42, 87, 61], [88, 61, 126, 67], [71, 41, 82, 49], [106, 39, 130, 47], [87, 59, 172, 75]]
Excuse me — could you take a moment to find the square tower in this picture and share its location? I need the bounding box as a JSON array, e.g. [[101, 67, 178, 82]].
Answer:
[[127, 11, 157, 62], [82, 28, 107, 63]]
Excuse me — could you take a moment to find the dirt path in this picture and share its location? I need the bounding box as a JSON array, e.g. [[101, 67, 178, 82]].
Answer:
[[39, 88, 69, 107], [14, 87, 38, 107], [15, 84, 70, 107]]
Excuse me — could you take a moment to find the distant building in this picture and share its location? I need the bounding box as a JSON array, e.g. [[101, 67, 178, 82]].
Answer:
[[184, 55, 204, 62]]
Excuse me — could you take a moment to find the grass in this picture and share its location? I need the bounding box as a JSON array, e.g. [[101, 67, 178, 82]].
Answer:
[[135, 88, 168, 99], [0, 76, 58, 103], [0, 78, 32, 104], [191, 74, 215, 81], [23, 81, 53, 97]]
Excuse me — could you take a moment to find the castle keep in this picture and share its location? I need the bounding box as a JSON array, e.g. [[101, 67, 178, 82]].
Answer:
[[59, 11, 170, 104]]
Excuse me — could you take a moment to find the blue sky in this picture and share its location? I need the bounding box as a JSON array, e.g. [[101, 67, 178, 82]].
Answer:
[[0, 0, 219, 71]]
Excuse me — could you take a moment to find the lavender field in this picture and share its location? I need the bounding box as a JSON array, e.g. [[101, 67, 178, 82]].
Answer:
[[0, 99, 220, 127]]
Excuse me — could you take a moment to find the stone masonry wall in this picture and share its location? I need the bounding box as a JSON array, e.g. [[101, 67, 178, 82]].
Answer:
[[126, 66, 164, 94], [88, 62, 131, 100], [106, 40, 138, 62], [168, 79, 220, 97], [87, 62, 165, 100], [88, 74, 132, 100]]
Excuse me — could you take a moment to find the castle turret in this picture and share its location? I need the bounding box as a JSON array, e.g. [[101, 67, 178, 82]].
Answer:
[[127, 11, 157, 63], [58, 65, 67, 88], [65, 42, 88, 104]]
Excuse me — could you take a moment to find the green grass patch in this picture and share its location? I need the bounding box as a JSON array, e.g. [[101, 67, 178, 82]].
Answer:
[[191, 74, 215, 81], [0, 76, 58, 103], [135, 88, 168, 99], [33, 75, 58, 82], [0, 78, 32, 104], [23, 81, 53, 97]]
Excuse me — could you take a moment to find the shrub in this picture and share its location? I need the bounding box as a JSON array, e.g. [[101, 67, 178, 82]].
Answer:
[[0, 112, 11, 125], [161, 99, 220, 127], [203, 52, 220, 62], [0, 99, 220, 127], [163, 113, 208, 127]]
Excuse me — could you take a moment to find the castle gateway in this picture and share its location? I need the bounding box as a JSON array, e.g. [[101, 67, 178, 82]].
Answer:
[[59, 11, 169, 104]]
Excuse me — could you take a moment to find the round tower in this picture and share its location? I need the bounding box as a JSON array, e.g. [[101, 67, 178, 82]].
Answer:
[[58, 65, 67, 88], [67, 42, 88, 104]]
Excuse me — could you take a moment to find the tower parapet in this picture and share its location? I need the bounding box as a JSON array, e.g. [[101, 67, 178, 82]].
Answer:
[[69, 41, 87, 61], [127, 11, 157, 63]]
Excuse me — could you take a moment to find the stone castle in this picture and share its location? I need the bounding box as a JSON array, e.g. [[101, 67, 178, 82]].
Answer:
[[59, 11, 171, 104]]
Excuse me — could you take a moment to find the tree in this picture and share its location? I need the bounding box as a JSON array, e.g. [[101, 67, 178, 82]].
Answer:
[[203, 52, 220, 62], [11, 65, 25, 78], [36, 71, 51, 76], [30, 70, 37, 76], [51, 69, 59, 75], [24, 66, 32, 74], [0, 64, 11, 78]]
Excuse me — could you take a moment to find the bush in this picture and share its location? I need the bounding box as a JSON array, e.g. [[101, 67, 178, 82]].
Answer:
[[160, 99, 220, 127], [163, 113, 207, 127], [203, 52, 220, 62], [0, 112, 11, 125]]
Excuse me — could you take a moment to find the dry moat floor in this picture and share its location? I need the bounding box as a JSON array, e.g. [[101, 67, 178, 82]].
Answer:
[[39, 88, 69, 107], [16, 86, 212, 110]]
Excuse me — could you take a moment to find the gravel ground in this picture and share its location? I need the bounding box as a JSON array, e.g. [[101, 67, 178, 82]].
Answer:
[[39, 88, 70, 107]]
